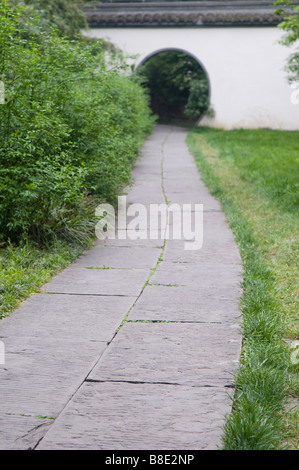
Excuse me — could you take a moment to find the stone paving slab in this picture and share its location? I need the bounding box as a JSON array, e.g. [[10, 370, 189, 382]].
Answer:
[[0, 293, 134, 342], [126, 182, 165, 205], [88, 322, 241, 387], [0, 335, 106, 417], [128, 285, 242, 323], [149, 261, 242, 289], [72, 244, 160, 270], [37, 382, 231, 450], [164, 184, 221, 209], [40, 266, 148, 297], [163, 237, 242, 264]]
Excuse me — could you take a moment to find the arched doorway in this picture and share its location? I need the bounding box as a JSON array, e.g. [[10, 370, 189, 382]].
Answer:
[[136, 48, 211, 124]]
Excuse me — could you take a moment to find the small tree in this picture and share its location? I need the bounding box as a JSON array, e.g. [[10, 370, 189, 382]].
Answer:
[[275, 0, 299, 83]]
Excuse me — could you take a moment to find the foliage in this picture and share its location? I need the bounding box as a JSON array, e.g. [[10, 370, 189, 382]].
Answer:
[[184, 79, 212, 118], [137, 50, 211, 123], [275, 0, 299, 82], [8, 0, 88, 38], [0, 0, 155, 246]]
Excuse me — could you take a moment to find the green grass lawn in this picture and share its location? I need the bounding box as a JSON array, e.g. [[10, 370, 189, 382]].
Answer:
[[187, 127, 299, 450]]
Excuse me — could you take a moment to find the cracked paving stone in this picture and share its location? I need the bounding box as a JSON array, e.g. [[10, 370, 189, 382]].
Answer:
[[88, 322, 242, 387], [36, 381, 231, 450], [0, 413, 52, 450]]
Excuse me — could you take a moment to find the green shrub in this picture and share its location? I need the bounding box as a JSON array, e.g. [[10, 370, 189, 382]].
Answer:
[[0, 0, 155, 245], [184, 78, 211, 118]]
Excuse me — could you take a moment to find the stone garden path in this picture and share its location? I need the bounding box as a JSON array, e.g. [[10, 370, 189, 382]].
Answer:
[[0, 125, 243, 450]]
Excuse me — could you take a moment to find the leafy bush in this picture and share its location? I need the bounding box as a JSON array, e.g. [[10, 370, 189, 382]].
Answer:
[[184, 78, 212, 119], [0, 0, 155, 245]]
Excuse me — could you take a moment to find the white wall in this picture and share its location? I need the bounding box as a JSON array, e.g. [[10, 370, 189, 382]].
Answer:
[[84, 27, 299, 130]]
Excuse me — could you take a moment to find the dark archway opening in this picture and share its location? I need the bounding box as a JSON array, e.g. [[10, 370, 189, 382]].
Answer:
[[137, 49, 211, 124]]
